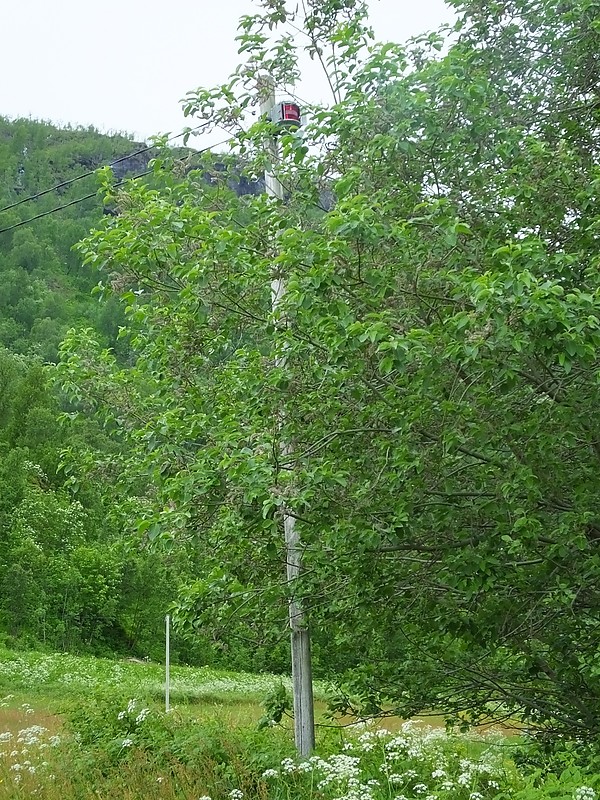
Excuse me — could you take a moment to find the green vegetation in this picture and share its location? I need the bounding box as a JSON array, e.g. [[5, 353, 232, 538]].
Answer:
[[56, 0, 600, 752], [0, 122, 279, 668], [0, 117, 144, 360], [0, 347, 191, 659], [0, 649, 597, 800], [2, 0, 600, 788], [0, 648, 301, 703]]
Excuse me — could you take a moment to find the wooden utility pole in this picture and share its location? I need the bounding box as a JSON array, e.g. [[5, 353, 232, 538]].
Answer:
[[258, 75, 315, 757]]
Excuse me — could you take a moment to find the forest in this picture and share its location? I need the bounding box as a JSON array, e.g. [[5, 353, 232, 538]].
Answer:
[[0, 119, 232, 664], [1, 0, 600, 797]]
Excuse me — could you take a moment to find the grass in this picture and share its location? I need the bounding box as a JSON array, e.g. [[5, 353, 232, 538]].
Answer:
[[0, 648, 518, 733], [0, 646, 309, 702], [0, 647, 597, 800], [0, 646, 328, 731]]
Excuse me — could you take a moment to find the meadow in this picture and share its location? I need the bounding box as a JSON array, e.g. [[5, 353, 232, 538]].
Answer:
[[0, 648, 597, 800]]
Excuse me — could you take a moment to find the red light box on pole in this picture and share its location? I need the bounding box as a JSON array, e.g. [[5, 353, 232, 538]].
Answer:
[[269, 100, 302, 132]]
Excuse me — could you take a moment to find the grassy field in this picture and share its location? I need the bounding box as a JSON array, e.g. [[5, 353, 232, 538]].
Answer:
[[0, 648, 597, 800], [0, 647, 327, 732], [0, 647, 303, 704]]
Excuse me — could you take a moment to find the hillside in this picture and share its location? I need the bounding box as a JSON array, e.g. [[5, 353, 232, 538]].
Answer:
[[0, 117, 151, 361]]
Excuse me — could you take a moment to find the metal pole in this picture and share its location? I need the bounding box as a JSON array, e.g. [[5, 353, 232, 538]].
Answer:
[[165, 613, 170, 713], [258, 74, 315, 757]]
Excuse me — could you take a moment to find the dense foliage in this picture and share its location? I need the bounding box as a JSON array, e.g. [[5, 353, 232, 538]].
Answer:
[[54, 0, 600, 749], [0, 346, 170, 657], [0, 121, 224, 663]]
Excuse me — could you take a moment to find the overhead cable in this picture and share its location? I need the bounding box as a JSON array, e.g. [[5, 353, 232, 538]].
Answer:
[[0, 121, 213, 216], [0, 136, 233, 236]]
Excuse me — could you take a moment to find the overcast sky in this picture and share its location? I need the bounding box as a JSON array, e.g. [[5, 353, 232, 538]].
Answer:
[[1, 0, 455, 142]]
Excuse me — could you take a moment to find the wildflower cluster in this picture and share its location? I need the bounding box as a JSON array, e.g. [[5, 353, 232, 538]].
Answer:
[[0, 721, 61, 786], [114, 698, 151, 748], [574, 789, 596, 800], [259, 722, 510, 800]]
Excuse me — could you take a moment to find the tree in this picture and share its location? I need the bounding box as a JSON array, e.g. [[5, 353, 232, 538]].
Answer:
[[57, 0, 600, 744]]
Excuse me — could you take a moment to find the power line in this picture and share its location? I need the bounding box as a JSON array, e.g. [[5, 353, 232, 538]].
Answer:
[[0, 86, 311, 220], [0, 121, 213, 217], [0, 175, 148, 235], [0, 136, 233, 237], [0, 147, 153, 216]]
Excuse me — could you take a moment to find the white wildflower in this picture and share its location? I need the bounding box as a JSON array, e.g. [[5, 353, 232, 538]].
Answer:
[[361, 741, 375, 751], [574, 789, 597, 800], [17, 725, 47, 745], [135, 708, 150, 724], [261, 769, 279, 778]]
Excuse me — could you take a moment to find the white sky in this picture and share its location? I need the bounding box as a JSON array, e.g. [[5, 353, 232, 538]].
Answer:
[[1, 0, 455, 142]]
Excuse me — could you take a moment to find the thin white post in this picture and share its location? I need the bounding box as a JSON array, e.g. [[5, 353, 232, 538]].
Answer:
[[258, 74, 315, 757], [165, 613, 170, 713]]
